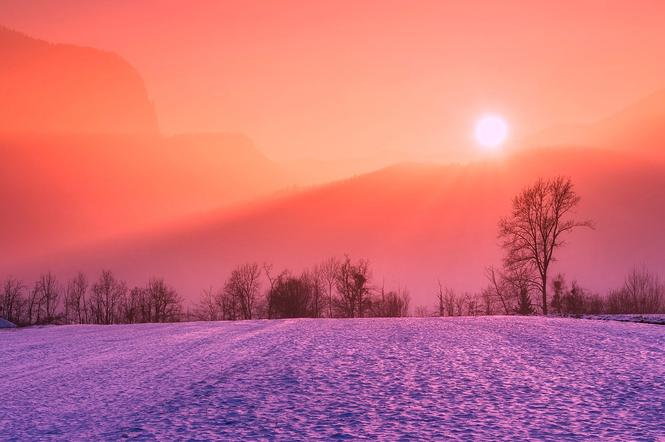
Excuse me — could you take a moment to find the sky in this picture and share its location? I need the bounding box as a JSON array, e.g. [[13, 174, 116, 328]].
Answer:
[[2, 0, 665, 161]]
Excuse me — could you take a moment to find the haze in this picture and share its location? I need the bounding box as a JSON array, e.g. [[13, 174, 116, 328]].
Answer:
[[3, 1, 665, 162], [1, 1, 664, 308]]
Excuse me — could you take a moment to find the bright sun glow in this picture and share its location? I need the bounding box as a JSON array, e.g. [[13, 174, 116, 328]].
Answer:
[[475, 115, 508, 149]]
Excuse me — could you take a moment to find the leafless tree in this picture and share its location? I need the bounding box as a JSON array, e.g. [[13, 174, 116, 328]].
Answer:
[[335, 256, 371, 318], [498, 176, 592, 315], [145, 277, 182, 322], [123, 286, 144, 323], [196, 286, 220, 321], [65, 272, 88, 324], [607, 268, 664, 314], [90, 270, 127, 325], [414, 305, 429, 317], [302, 266, 325, 318], [376, 287, 410, 317], [1, 277, 26, 325], [320, 257, 340, 318], [269, 272, 313, 318], [485, 266, 512, 315], [263, 263, 288, 319], [224, 263, 261, 320], [30, 272, 61, 324], [436, 280, 445, 316]]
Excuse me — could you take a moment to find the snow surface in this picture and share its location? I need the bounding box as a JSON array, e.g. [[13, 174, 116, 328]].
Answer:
[[1, 317, 664, 440]]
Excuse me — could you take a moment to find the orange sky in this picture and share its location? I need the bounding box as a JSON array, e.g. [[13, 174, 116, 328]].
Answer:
[[3, 0, 665, 161]]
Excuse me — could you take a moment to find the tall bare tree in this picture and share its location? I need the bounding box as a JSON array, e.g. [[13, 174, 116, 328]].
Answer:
[[498, 176, 592, 315], [31, 272, 61, 324], [320, 257, 340, 318], [1, 277, 25, 325], [224, 263, 261, 320], [196, 286, 220, 321], [65, 272, 88, 324], [145, 277, 182, 322], [90, 270, 127, 325], [335, 256, 371, 318]]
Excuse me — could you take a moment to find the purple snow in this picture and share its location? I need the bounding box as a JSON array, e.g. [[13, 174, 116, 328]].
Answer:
[[1, 317, 664, 440]]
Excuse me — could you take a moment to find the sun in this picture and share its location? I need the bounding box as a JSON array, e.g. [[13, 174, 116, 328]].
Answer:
[[475, 115, 508, 149]]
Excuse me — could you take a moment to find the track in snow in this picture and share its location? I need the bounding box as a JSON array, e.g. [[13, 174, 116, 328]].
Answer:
[[1, 317, 664, 440]]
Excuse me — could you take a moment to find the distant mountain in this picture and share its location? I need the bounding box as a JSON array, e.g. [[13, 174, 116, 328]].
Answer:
[[15, 144, 665, 307], [524, 89, 665, 157], [0, 132, 290, 261], [0, 28, 294, 261], [0, 26, 158, 134]]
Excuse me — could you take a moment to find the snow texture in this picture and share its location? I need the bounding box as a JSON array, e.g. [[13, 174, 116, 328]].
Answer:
[[1, 317, 664, 440]]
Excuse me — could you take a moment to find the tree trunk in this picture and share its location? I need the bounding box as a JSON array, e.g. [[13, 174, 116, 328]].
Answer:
[[542, 274, 548, 315]]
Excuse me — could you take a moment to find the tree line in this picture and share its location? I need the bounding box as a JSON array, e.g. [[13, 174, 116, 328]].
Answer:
[[0, 271, 182, 326], [194, 256, 410, 321], [2, 176, 663, 327], [421, 176, 664, 317], [422, 267, 664, 318]]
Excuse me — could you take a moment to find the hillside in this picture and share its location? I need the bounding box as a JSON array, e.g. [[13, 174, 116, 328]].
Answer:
[[0, 28, 294, 260], [524, 89, 665, 157], [12, 143, 665, 305], [0, 132, 290, 261], [0, 26, 158, 135]]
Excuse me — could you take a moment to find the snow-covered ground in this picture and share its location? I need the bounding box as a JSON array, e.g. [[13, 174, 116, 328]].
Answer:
[[1, 317, 663, 440]]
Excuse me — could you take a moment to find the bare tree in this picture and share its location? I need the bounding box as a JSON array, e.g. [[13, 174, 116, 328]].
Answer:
[[123, 286, 144, 323], [269, 272, 313, 318], [607, 268, 664, 314], [335, 256, 371, 318], [378, 287, 410, 317], [1, 277, 26, 325], [90, 270, 127, 325], [414, 305, 429, 317], [196, 286, 220, 321], [145, 277, 182, 322], [302, 266, 325, 318], [224, 263, 261, 320], [30, 272, 61, 324], [65, 272, 88, 324], [436, 280, 445, 317], [485, 266, 511, 315], [498, 176, 592, 315], [320, 257, 340, 318]]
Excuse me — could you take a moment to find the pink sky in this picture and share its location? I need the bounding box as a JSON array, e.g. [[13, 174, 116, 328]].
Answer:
[[3, 1, 665, 160]]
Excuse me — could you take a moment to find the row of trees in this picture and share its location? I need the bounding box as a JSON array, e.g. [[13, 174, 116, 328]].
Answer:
[[2, 176, 662, 325], [195, 256, 410, 321], [2, 264, 662, 327], [422, 267, 664, 318], [0, 271, 182, 326]]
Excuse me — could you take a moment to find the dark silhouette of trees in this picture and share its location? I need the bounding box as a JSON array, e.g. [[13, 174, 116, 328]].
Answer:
[[196, 287, 220, 321], [269, 273, 313, 318], [90, 270, 127, 325], [29, 272, 61, 324], [498, 176, 592, 315], [302, 266, 325, 318], [370, 286, 410, 317], [335, 256, 371, 318], [514, 287, 534, 315], [607, 268, 664, 314], [320, 257, 340, 318], [65, 272, 88, 324], [1, 277, 26, 325], [224, 263, 261, 320]]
